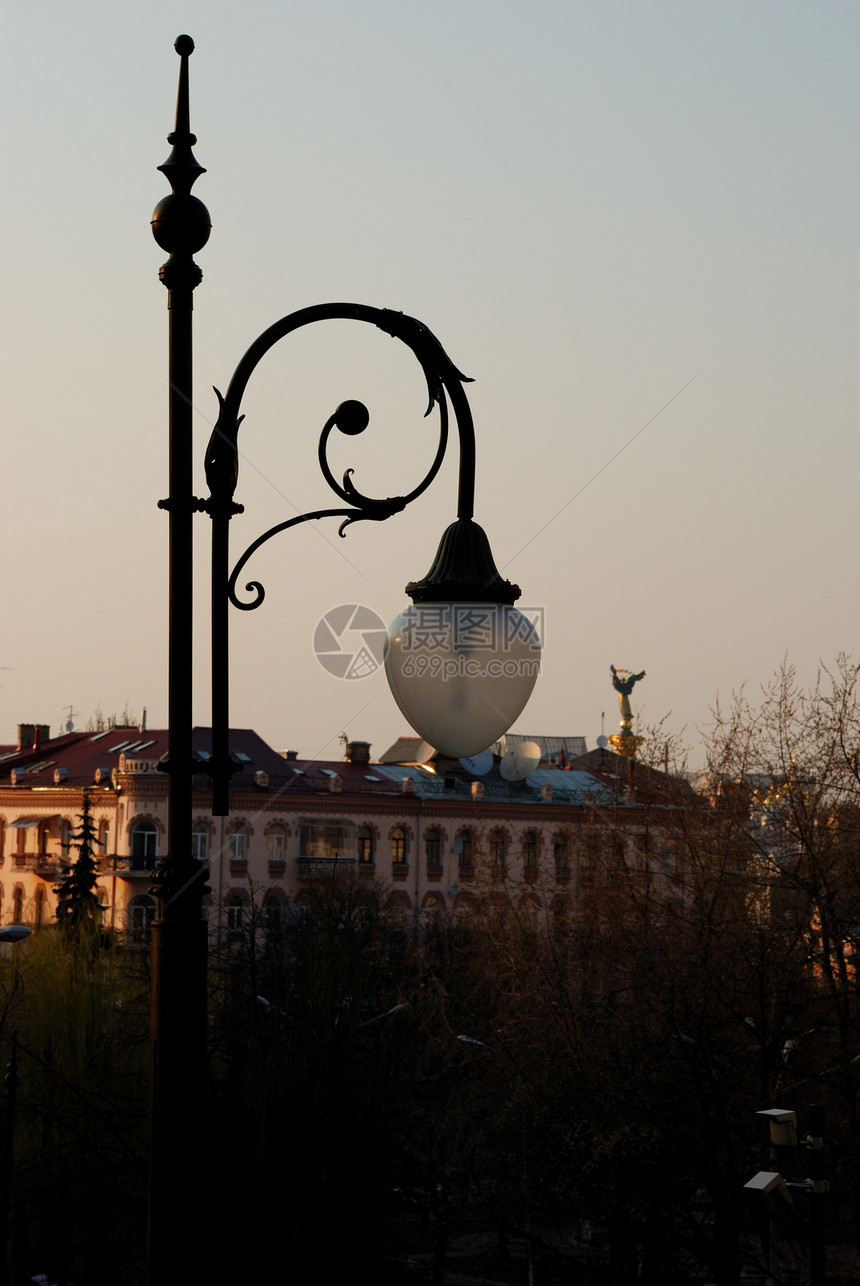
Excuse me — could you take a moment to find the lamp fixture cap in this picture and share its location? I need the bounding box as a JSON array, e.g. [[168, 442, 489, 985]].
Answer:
[[405, 518, 520, 604]]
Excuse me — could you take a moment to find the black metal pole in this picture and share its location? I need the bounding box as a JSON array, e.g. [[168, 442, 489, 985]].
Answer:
[[149, 35, 211, 1286], [807, 1103, 826, 1286], [0, 1031, 19, 1286]]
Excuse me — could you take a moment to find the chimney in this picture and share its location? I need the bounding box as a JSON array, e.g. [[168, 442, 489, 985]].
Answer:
[[140, 707, 147, 733], [17, 724, 49, 752], [346, 741, 371, 765], [281, 750, 299, 762]]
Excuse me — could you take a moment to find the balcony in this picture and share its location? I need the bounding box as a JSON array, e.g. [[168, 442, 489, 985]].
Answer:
[[296, 856, 356, 880], [114, 857, 156, 880], [12, 853, 64, 878]]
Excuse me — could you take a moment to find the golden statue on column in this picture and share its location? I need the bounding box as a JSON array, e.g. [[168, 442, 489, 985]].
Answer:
[[608, 665, 645, 758]]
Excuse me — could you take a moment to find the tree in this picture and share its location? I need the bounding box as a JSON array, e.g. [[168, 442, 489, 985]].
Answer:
[[55, 789, 102, 941]]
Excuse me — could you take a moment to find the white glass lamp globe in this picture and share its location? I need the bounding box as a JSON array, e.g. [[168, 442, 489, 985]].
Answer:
[[386, 601, 541, 757]]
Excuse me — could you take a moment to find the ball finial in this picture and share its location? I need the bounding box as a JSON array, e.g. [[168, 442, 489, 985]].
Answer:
[[174, 34, 195, 56], [334, 401, 370, 436]]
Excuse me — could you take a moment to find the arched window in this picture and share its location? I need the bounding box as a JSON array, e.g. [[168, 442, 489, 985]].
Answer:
[[489, 830, 507, 871], [391, 827, 407, 865], [456, 829, 473, 872], [129, 895, 155, 942], [98, 820, 110, 853], [357, 826, 374, 865], [131, 821, 158, 870], [34, 886, 47, 929], [267, 824, 286, 864], [425, 828, 442, 869], [192, 821, 209, 862], [554, 833, 569, 873], [523, 831, 538, 872], [12, 886, 24, 925]]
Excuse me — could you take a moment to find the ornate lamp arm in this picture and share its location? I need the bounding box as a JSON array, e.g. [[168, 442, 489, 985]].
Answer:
[[205, 306, 479, 812]]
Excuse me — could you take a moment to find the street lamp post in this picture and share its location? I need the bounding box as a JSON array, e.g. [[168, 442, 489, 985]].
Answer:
[[150, 36, 539, 1284]]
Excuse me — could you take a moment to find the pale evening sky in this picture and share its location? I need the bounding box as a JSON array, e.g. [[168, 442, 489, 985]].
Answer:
[[3, 1, 858, 764]]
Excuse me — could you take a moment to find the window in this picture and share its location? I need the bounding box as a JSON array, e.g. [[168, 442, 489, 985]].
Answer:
[[192, 822, 209, 862], [554, 834, 569, 873], [391, 827, 407, 865], [657, 841, 678, 875], [267, 825, 286, 864], [357, 827, 374, 865], [34, 887, 47, 928], [521, 897, 539, 934], [98, 820, 110, 853], [129, 895, 156, 942], [457, 830, 473, 871], [423, 894, 443, 930], [582, 833, 598, 884], [425, 828, 441, 868], [229, 826, 247, 863], [131, 821, 157, 869], [489, 831, 507, 871], [523, 831, 538, 872], [264, 894, 288, 934], [298, 824, 355, 859], [226, 898, 246, 933]]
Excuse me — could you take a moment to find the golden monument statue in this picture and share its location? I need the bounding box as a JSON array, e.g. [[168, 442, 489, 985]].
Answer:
[[608, 664, 645, 758]]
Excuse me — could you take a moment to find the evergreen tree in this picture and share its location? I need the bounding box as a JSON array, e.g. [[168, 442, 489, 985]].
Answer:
[[55, 790, 102, 940]]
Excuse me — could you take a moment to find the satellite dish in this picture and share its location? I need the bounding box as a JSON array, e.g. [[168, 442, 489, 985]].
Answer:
[[0, 926, 31, 943], [66, 720, 74, 733], [500, 740, 542, 782], [459, 748, 494, 776], [596, 735, 608, 749]]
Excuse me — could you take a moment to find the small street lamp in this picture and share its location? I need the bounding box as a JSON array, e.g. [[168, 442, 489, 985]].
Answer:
[[149, 35, 540, 1286]]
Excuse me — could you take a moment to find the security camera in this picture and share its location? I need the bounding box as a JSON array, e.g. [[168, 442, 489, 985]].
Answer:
[[757, 1107, 798, 1147], [744, 1171, 793, 1204]]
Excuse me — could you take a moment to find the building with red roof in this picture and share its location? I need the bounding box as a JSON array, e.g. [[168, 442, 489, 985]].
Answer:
[[0, 719, 689, 939]]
